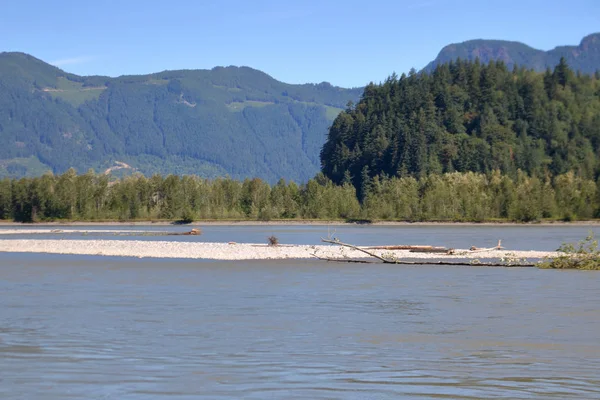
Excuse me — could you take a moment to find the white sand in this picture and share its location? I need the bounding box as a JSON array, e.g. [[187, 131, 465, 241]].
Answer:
[[0, 239, 558, 261]]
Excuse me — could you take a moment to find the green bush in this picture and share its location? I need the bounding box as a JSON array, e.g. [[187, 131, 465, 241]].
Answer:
[[540, 232, 600, 270]]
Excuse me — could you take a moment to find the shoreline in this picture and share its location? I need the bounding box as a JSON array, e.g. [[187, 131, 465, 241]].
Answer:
[[2, 220, 600, 227], [0, 239, 557, 261]]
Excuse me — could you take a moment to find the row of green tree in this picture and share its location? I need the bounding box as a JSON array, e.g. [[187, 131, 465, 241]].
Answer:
[[1, 169, 598, 223], [321, 58, 600, 200]]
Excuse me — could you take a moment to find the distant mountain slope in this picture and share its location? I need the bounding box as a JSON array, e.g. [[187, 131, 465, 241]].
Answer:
[[0, 52, 362, 182], [424, 33, 600, 73]]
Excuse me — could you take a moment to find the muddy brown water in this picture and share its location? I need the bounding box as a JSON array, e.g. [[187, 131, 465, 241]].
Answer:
[[1, 225, 600, 399]]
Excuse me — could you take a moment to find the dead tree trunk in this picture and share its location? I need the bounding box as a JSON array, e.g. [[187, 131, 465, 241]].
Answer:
[[317, 238, 536, 267], [321, 238, 390, 262]]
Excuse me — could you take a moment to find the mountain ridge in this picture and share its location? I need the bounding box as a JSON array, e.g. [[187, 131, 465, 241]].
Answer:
[[0, 51, 356, 90], [424, 33, 600, 73], [0, 52, 363, 183], [2, 32, 599, 183]]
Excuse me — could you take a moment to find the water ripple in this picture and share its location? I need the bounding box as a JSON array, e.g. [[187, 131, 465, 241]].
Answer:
[[1, 249, 600, 399]]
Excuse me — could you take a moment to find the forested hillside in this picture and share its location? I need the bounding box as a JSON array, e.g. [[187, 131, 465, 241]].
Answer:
[[4, 57, 600, 223], [424, 33, 600, 73], [321, 58, 600, 200], [0, 52, 362, 183]]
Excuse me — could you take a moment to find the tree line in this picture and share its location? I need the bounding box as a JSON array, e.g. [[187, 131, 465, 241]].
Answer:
[[1, 169, 598, 223]]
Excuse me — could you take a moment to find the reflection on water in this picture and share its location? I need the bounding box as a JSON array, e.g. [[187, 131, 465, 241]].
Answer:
[[1, 239, 600, 399]]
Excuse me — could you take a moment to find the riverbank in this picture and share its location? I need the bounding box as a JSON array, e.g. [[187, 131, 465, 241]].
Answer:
[[0, 239, 557, 261], [2, 220, 600, 227]]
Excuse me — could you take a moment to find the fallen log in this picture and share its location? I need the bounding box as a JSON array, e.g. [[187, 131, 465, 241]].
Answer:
[[321, 238, 389, 262], [313, 254, 536, 267], [250, 244, 296, 247], [366, 245, 441, 250], [311, 253, 375, 263], [319, 238, 536, 267], [469, 240, 503, 252], [409, 247, 451, 253], [365, 244, 451, 253], [168, 228, 202, 236]]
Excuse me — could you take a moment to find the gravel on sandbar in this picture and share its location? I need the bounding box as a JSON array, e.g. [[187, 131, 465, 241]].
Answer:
[[0, 239, 558, 261]]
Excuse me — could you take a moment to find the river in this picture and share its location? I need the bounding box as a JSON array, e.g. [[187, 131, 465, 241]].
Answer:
[[1, 225, 599, 399]]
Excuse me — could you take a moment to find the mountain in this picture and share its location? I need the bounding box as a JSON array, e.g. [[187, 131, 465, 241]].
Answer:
[[0, 52, 362, 183], [424, 33, 600, 74], [3, 34, 599, 183], [321, 59, 600, 200]]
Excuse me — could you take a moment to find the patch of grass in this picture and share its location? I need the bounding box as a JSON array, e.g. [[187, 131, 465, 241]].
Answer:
[[145, 78, 169, 85], [227, 87, 242, 92], [213, 84, 243, 92], [44, 77, 106, 106], [226, 100, 275, 112], [109, 154, 228, 180], [55, 77, 84, 91], [324, 105, 343, 121], [0, 156, 52, 178]]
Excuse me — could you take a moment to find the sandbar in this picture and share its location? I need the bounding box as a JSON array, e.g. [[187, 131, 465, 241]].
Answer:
[[0, 239, 558, 261]]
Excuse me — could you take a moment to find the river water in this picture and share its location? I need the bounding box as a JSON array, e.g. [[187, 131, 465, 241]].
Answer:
[[1, 225, 600, 399]]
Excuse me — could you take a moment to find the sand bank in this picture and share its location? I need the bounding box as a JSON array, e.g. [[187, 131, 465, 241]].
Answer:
[[0, 239, 558, 261]]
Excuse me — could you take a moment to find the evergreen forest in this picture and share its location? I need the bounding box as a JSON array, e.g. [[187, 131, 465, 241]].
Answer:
[[321, 58, 600, 201]]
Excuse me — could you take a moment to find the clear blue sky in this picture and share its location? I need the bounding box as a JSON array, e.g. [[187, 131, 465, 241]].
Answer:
[[1, 0, 598, 87]]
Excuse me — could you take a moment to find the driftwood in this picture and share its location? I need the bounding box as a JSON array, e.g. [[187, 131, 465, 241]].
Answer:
[[409, 247, 452, 254], [366, 240, 504, 254], [251, 244, 295, 247], [169, 228, 201, 236], [311, 254, 374, 263], [469, 240, 504, 252], [317, 238, 536, 267], [366, 245, 445, 251], [314, 255, 533, 267], [321, 238, 390, 262]]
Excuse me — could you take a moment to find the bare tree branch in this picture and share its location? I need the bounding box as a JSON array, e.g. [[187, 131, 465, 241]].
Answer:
[[321, 238, 391, 262], [310, 253, 374, 263], [319, 238, 536, 267]]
